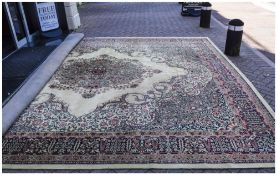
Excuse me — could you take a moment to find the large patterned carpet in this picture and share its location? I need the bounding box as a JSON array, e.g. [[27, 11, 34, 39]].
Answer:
[[3, 38, 275, 169]]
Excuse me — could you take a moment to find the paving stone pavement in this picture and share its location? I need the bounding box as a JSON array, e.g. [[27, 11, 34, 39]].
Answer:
[[212, 2, 275, 62], [67, 2, 274, 173], [77, 2, 275, 111]]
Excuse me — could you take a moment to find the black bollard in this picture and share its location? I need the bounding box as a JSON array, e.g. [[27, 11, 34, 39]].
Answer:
[[224, 19, 244, 56], [200, 2, 212, 28]]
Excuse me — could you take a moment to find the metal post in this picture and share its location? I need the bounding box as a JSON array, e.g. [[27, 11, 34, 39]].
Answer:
[[200, 2, 212, 28], [224, 19, 244, 56]]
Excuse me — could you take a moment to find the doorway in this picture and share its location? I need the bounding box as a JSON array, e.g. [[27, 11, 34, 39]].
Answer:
[[4, 2, 28, 49], [3, 2, 40, 59], [2, 5, 16, 58]]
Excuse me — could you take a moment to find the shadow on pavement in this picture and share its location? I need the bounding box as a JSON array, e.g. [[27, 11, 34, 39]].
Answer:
[[257, 49, 275, 63]]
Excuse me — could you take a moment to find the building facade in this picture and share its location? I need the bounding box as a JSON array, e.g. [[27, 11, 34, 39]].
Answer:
[[2, 2, 81, 58]]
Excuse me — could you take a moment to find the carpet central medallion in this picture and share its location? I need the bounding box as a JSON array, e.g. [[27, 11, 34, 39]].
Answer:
[[49, 54, 161, 99], [3, 38, 274, 169]]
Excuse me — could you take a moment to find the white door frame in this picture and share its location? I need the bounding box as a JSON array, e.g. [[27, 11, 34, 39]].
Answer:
[[18, 3, 40, 44], [18, 2, 32, 43], [4, 2, 36, 48]]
